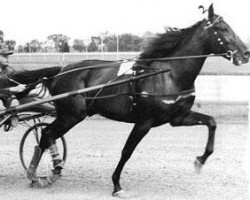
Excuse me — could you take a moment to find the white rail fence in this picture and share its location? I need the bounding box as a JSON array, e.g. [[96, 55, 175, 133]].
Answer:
[[195, 76, 249, 105]]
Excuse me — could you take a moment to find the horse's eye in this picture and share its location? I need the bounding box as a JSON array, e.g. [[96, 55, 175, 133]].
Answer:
[[219, 27, 228, 32]]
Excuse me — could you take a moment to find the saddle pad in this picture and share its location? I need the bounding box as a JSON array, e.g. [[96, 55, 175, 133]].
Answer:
[[117, 61, 135, 76]]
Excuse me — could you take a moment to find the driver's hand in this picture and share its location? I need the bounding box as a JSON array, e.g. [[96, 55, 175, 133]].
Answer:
[[9, 84, 26, 93]]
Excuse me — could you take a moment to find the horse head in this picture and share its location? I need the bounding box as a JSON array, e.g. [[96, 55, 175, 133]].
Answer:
[[202, 4, 250, 65]]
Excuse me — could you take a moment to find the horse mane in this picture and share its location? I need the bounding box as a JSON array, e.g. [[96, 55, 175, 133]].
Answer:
[[139, 21, 203, 61], [10, 66, 62, 85]]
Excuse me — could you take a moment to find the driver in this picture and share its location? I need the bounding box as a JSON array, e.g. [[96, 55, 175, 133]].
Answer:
[[0, 50, 26, 107]]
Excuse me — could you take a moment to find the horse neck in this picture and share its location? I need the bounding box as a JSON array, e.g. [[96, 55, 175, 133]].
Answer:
[[167, 34, 207, 89]]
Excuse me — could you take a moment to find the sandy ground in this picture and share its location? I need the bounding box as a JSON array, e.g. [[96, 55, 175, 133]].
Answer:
[[0, 117, 248, 200]]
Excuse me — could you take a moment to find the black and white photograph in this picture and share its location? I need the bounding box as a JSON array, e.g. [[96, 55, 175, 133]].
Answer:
[[0, 0, 250, 199]]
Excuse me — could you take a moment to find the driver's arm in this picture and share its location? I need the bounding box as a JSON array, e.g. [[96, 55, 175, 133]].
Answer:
[[9, 84, 26, 93]]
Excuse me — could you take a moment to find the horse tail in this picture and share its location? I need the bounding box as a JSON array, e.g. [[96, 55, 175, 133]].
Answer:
[[10, 66, 62, 85]]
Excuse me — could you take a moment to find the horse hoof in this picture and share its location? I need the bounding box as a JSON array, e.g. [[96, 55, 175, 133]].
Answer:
[[29, 176, 53, 188], [113, 190, 124, 197], [113, 190, 129, 199], [194, 158, 203, 174], [29, 180, 45, 188], [50, 174, 61, 183], [112, 190, 137, 199], [27, 171, 38, 182]]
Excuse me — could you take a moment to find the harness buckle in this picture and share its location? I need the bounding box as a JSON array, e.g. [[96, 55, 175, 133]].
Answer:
[[226, 50, 237, 58]]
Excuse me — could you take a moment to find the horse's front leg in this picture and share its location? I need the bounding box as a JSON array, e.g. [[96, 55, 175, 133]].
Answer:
[[112, 118, 154, 198], [170, 110, 216, 173]]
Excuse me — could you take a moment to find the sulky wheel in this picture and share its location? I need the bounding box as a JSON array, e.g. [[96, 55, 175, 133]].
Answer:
[[19, 122, 67, 172]]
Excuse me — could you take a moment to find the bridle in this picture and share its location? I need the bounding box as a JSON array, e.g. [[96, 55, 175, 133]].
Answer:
[[204, 15, 222, 30], [204, 15, 238, 59]]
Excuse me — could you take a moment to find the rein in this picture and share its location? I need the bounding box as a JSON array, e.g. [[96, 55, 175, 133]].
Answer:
[[0, 51, 231, 89], [0, 51, 231, 103], [0, 72, 22, 85], [45, 52, 230, 81], [50, 53, 227, 103]]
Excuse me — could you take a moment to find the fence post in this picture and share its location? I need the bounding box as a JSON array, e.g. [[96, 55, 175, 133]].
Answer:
[[116, 34, 119, 60], [244, 99, 250, 197]]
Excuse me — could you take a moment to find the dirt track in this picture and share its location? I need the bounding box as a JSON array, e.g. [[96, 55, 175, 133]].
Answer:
[[0, 117, 248, 200]]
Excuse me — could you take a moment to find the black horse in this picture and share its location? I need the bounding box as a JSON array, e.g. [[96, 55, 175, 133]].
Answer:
[[27, 4, 249, 197]]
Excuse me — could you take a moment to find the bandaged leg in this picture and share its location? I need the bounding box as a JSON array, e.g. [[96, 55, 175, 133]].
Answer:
[[49, 143, 64, 175]]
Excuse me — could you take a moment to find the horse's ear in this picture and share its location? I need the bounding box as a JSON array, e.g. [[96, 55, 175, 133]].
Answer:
[[208, 4, 214, 19]]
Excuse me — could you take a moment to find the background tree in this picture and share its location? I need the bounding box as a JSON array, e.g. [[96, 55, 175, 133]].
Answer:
[[0, 30, 4, 43], [23, 43, 30, 52], [43, 40, 55, 52], [103, 34, 117, 52], [17, 45, 24, 53], [3, 31, 157, 53], [118, 33, 143, 52], [47, 34, 70, 52], [141, 31, 156, 50], [72, 39, 86, 52], [61, 40, 70, 52], [5, 40, 16, 51], [88, 36, 101, 52], [30, 39, 42, 52]]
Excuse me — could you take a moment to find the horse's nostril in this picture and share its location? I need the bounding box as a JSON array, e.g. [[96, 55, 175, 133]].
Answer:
[[244, 51, 250, 57]]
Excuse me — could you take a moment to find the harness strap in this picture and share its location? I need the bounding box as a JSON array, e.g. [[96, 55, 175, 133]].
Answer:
[[128, 69, 138, 113], [0, 73, 21, 85], [204, 16, 222, 30]]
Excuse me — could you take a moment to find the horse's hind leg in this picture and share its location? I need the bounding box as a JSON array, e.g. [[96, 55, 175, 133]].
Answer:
[[112, 118, 153, 197], [170, 110, 216, 173], [48, 140, 64, 175]]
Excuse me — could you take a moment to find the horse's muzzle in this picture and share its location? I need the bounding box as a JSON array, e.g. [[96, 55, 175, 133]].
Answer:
[[243, 51, 250, 63], [233, 50, 250, 66]]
